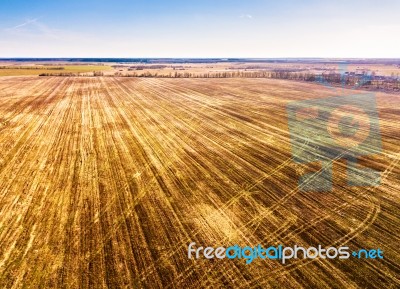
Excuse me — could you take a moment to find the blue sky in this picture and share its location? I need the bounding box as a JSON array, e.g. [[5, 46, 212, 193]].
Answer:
[[0, 0, 399, 57]]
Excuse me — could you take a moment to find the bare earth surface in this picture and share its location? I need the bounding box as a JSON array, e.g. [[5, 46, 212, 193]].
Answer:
[[0, 77, 399, 288]]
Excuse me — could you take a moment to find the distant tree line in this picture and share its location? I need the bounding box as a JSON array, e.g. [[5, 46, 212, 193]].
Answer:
[[38, 69, 400, 92], [110, 70, 400, 91], [0, 66, 65, 70], [39, 72, 78, 76], [39, 71, 104, 77]]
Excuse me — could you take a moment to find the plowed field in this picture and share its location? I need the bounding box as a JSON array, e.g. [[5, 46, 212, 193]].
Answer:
[[0, 77, 399, 288]]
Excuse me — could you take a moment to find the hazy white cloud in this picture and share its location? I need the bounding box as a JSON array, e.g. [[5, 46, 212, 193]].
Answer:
[[240, 14, 253, 19], [0, 18, 99, 57], [4, 18, 64, 40], [8, 18, 39, 30]]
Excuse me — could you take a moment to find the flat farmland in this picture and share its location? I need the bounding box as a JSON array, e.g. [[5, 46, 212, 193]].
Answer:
[[0, 65, 112, 76], [0, 77, 399, 288]]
